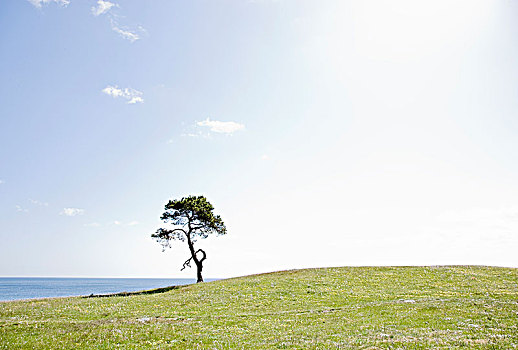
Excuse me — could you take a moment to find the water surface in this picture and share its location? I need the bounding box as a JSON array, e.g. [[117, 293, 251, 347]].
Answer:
[[0, 277, 205, 301]]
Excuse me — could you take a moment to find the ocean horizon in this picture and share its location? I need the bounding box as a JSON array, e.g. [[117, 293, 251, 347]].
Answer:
[[0, 277, 217, 302]]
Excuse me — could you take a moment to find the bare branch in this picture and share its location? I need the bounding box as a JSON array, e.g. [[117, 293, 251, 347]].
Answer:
[[181, 256, 193, 271], [180, 249, 206, 271]]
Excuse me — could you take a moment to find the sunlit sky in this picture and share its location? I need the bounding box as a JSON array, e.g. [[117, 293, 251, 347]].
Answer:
[[1, 0, 517, 278]]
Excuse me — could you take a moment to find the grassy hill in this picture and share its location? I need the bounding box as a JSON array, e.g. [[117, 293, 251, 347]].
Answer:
[[1, 266, 517, 349]]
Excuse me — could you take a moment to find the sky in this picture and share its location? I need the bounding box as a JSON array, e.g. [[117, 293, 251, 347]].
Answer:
[[0, 0, 517, 278]]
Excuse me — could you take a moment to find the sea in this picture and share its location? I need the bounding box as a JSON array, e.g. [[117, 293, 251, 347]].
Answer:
[[0, 277, 211, 301]]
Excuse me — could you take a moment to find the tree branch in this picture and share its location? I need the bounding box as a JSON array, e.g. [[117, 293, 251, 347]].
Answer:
[[179, 249, 206, 271], [170, 228, 187, 235], [181, 256, 193, 271]]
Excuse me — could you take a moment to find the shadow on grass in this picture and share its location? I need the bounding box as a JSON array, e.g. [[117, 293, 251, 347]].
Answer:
[[83, 285, 186, 299]]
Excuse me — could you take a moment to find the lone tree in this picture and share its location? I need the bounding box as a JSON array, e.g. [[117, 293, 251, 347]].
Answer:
[[152, 195, 226, 283]]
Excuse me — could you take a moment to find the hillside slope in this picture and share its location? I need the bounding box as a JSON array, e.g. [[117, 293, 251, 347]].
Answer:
[[1, 266, 517, 349]]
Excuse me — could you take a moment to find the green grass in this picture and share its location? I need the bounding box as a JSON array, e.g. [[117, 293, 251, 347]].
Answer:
[[1, 266, 517, 349]]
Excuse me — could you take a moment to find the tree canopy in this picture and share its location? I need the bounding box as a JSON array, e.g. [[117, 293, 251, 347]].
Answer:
[[152, 195, 226, 282]]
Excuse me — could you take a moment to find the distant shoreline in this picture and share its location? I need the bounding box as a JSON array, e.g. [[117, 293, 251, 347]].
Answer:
[[0, 277, 218, 302], [0, 284, 187, 303]]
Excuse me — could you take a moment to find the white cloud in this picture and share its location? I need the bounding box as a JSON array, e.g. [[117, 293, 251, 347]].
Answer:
[[31, 0, 144, 43], [261, 154, 270, 160], [61, 208, 85, 216], [91, 0, 115, 16], [29, 199, 49, 207], [0, 180, 4, 185], [110, 20, 140, 42], [196, 118, 245, 134], [28, 0, 70, 8], [127, 221, 139, 226], [15, 205, 28, 213], [102, 85, 143, 104], [127, 96, 143, 104]]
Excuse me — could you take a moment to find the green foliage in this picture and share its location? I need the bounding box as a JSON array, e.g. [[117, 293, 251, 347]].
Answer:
[[151, 195, 226, 249], [1, 266, 517, 349]]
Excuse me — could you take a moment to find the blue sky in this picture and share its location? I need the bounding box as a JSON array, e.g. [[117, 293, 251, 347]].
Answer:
[[1, 0, 517, 278]]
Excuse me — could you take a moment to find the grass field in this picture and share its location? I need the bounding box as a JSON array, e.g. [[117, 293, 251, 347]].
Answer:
[[1, 266, 517, 349]]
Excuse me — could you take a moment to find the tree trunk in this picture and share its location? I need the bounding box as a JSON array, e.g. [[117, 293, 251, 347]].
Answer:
[[186, 233, 206, 283], [196, 262, 203, 283]]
